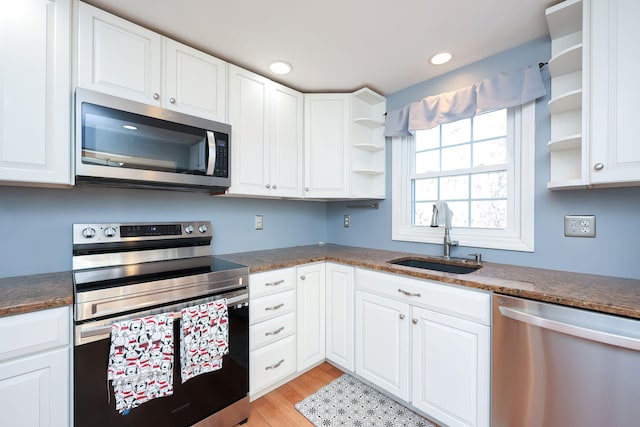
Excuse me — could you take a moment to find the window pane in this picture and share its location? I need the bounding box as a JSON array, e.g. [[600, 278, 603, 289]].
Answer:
[[414, 202, 434, 226], [474, 109, 506, 140], [448, 201, 469, 227], [473, 138, 507, 167], [441, 119, 470, 146], [415, 150, 440, 173], [414, 178, 438, 201], [471, 200, 507, 228], [440, 175, 468, 200], [441, 144, 470, 171], [471, 171, 507, 198], [416, 128, 439, 151]]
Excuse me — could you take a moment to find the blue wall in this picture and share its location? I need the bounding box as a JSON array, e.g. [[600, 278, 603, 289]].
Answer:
[[0, 186, 328, 278], [2, 37, 639, 280], [327, 37, 640, 280]]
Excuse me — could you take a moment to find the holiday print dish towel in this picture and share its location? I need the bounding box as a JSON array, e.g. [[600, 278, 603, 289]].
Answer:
[[107, 313, 174, 414], [180, 298, 229, 383]]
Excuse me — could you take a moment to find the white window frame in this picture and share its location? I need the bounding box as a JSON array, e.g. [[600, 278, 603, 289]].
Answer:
[[392, 102, 535, 252]]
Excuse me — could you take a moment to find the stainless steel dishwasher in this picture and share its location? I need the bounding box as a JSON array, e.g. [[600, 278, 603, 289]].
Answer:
[[492, 294, 640, 427]]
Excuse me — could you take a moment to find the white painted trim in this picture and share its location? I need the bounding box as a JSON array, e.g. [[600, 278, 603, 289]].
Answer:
[[391, 102, 535, 252]]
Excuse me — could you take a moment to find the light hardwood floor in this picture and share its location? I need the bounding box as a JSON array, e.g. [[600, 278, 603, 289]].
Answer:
[[241, 362, 344, 427]]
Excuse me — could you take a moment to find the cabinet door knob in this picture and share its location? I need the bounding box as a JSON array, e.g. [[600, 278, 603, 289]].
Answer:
[[594, 162, 604, 171], [305, 187, 310, 192], [153, 93, 160, 100], [265, 184, 271, 189], [412, 318, 418, 324], [272, 184, 277, 189], [399, 314, 405, 320], [300, 275, 305, 280], [169, 97, 176, 104]]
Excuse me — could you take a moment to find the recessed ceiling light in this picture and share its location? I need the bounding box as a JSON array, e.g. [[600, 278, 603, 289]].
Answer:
[[122, 125, 137, 130], [269, 60, 293, 75], [430, 52, 452, 65]]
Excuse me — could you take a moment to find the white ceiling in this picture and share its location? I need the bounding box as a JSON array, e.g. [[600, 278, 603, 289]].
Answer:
[[85, 0, 556, 96]]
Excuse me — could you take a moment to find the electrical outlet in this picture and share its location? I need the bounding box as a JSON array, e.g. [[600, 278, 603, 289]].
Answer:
[[255, 215, 263, 230], [564, 215, 595, 237], [343, 215, 350, 228]]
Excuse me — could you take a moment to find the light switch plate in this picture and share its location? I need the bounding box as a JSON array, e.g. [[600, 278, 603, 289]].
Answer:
[[255, 215, 263, 230], [344, 215, 350, 228], [564, 215, 595, 237]]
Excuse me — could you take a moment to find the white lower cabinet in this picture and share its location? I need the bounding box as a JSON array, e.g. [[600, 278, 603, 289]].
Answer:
[[0, 307, 70, 427], [411, 307, 490, 427], [355, 290, 410, 401], [355, 268, 491, 427], [296, 263, 326, 371], [325, 263, 355, 371], [249, 268, 297, 398]]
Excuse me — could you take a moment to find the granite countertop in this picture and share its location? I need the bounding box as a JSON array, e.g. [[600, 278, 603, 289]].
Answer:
[[1, 244, 639, 320], [218, 244, 640, 320], [0, 271, 73, 318]]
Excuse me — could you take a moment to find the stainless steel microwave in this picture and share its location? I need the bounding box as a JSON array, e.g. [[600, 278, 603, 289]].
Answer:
[[75, 89, 231, 193]]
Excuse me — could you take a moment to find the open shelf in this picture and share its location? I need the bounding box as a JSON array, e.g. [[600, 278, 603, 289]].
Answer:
[[547, 179, 588, 190], [353, 143, 385, 152], [352, 169, 384, 175], [548, 89, 582, 114], [548, 134, 582, 151], [353, 87, 386, 105], [353, 117, 385, 129], [549, 44, 582, 77], [546, 0, 583, 39]]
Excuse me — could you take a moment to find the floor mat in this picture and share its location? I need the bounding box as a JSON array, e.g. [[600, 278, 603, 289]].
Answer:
[[295, 373, 437, 427]]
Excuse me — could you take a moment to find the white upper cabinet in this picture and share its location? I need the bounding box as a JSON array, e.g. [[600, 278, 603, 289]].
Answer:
[[77, 2, 162, 105], [589, 0, 640, 185], [77, 2, 227, 122], [0, 0, 71, 186], [228, 65, 303, 198], [163, 39, 227, 122], [304, 94, 351, 199], [546, 0, 640, 189]]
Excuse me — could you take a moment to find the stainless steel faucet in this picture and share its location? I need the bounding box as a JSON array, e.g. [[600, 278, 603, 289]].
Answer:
[[430, 202, 458, 259]]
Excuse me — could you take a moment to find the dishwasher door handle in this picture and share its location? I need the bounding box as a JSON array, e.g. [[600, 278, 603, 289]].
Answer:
[[499, 305, 640, 351]]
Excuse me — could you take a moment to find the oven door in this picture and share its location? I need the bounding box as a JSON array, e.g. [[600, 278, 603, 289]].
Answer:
[[74, 290, 248, 427]]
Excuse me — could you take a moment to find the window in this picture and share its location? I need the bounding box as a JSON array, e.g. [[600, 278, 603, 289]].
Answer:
[[392, 102, 535, 252]]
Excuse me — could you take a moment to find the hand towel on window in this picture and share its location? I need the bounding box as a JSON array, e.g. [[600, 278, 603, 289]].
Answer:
[[180, 298, 229, 383], [107, 313, 174, 414]]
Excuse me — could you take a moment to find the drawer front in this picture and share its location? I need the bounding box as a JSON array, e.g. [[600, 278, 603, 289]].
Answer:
[[249, 290, 295, 325], [250, 335, 296, 395], [0, 307, 70, 362], [250, 312, 296, 351], [356, 268, 491, 325], [250, 268, 296, 299]]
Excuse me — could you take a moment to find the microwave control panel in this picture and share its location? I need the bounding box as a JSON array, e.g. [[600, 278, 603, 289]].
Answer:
[[213, 133, 229, 178]]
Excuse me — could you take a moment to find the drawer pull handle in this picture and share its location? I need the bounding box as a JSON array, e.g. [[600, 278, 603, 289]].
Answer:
[[265, 303, 284, 311], [265, 359, 285, 370], [398, 288, 421, 297], [265, 279, 285, 287], [265, 326, 285, 336]]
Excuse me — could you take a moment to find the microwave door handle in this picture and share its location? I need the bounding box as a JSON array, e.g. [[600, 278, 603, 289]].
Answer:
[[206, 131, 216, 176]]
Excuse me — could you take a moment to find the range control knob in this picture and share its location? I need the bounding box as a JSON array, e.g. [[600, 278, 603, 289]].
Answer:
[[184, 224, 195, 234], [104, 227, 117, 237], [198, 224, 208, 234], [82, 227, 96, 239]]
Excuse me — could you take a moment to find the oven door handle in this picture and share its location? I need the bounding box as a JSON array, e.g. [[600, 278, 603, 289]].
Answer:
[[77, 293, 248, 343]]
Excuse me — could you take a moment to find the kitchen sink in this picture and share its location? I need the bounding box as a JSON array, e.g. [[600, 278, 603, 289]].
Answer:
[[387, 257, 482, 274]]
